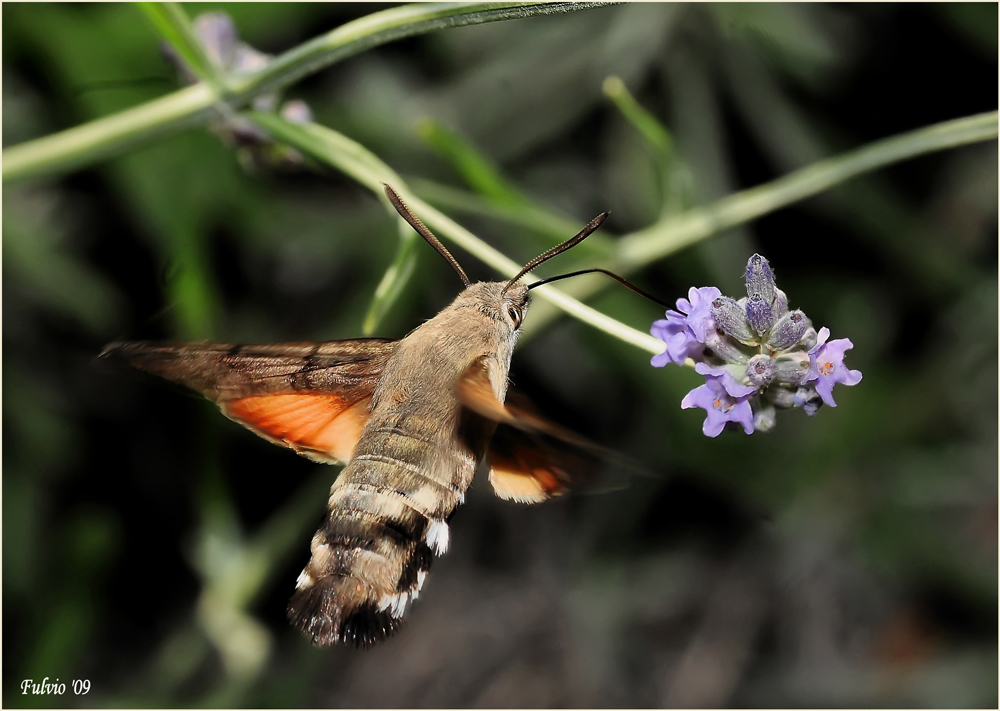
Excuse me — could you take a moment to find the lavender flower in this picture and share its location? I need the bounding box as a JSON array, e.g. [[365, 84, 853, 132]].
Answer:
[[650, 286, 721, 367], [651, 254, 862, 435], [805, 328, 864, 407], [681, 375, 755, 437]]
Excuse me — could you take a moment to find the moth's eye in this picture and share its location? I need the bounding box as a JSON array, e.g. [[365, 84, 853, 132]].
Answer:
[[507, 306, 521, 326]]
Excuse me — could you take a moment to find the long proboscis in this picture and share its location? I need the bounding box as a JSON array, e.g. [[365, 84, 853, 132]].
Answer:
[[501, 212, 609, 295], [526, 268, 671, 308], [383, 184, 471, 287]]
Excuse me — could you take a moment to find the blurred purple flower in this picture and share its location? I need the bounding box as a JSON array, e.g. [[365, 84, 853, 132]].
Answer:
[[650, 286, 720, 367], [681, 375, 755, 437], [805, 327, 863, 406]]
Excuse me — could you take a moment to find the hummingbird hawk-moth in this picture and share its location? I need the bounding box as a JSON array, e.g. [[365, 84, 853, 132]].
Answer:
[[103, 185, 658, 647]]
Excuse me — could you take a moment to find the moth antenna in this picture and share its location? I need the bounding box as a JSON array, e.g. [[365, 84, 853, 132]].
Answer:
[[527, 268, 671, 308], [502, 212, 609, 295], [383, 184, 471, 287]]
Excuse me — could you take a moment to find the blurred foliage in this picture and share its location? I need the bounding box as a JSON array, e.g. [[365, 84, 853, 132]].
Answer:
[[3, 2, 997, 708]]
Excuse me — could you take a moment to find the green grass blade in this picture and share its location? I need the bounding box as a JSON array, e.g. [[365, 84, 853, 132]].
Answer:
[[603, 75, 673, 155], [2, 84, 215, 185], [363, 221, 420, 335], [417, 118, 529, 207]]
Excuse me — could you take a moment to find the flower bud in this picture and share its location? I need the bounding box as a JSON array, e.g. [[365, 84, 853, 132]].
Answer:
[[772, 288, 789, 318], [768, 310, 809, 350], [800, 327, 818, 351], [280, 100, 313, 125], [745, 294, 774, 334], [745, 254, 776, 303], [773, 352, 810, 385], [711, 297, 756, 345], [767, 386, 797, 409], [753, 405, 777, 432], [794, 385, 823, 416], [704, 329, 750, 364], [194, 12, 238, 69], [746, 354, 775, 388]]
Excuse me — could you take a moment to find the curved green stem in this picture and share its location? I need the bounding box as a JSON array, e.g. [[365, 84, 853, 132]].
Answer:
[[3, 84, 215, 185], [3, 1, 612, 185], [617, 110, 999, 267]]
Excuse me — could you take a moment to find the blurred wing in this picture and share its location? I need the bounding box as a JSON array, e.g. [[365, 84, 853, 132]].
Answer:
[[486, 424, 588, 503], [101, 339, 397, 464], [456, 359, 611, 503]]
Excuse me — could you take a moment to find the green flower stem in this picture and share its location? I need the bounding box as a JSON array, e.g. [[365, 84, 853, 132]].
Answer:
[[227, 2, 611, 98], [3, 84, 215, 184], [2, 2, 611, 185], [617, 110, 999, 268], [250, 113, 665, 355]]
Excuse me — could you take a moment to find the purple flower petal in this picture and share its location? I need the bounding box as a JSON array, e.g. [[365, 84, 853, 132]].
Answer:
[[808, 326, 831, 354], [651, 313, 698, 366], [684, 286, 721, 342], [650, 287, 720, 366], [805, 329, 863, 407], [682, 375, 755, 437]]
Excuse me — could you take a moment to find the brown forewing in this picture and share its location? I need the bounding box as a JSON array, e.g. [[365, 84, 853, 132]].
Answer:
[[101, 339, 398, 463]]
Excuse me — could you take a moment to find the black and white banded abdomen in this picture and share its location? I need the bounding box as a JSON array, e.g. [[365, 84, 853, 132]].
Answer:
[[287, 423, 480, 647]]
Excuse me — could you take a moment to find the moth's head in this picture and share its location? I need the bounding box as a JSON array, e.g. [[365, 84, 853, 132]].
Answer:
[[452, 281, 530, 333]]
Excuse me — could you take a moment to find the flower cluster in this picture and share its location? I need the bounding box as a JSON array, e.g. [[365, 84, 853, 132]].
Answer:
[[651, 254, 862, 437], [162, 12, 314, 171]]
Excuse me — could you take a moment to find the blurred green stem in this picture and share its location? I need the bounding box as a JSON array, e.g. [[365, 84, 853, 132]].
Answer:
[[3, 84, 215, 185], [363, 220, 421, 335], [617, 110, 999, 267], [2, 2, 611, 184], [603, 76, 674, 155]]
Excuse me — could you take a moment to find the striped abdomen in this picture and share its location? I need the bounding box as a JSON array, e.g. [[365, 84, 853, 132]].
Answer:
[[287, 405, 490, 646]]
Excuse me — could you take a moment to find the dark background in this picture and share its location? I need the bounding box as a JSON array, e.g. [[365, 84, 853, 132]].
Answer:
[[3, 3, 997, 707]]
